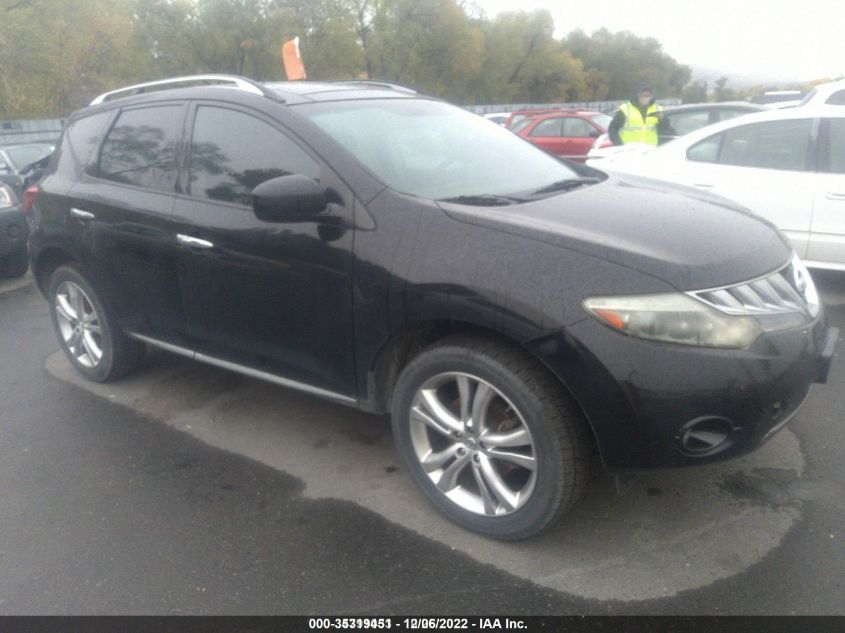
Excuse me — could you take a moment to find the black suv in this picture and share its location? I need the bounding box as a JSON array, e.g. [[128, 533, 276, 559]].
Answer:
[[28, 76, 837, 540]]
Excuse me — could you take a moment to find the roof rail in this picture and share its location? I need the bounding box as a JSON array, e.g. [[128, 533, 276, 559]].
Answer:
[[330, 80, 418, 95], [89, 74, 277, 106]]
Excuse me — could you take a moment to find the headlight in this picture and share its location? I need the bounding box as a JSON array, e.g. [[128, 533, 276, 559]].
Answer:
[[583, 293, 763, 349], [0, 185, 14, 209]]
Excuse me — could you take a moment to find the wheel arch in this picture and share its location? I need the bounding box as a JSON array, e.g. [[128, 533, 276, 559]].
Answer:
[[362, 319, 601, 457]]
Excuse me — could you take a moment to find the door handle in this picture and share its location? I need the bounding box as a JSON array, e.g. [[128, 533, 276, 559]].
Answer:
[[825, 192, 845, 201], [177, 234, 214, 249], [69, 207, 95, 220]]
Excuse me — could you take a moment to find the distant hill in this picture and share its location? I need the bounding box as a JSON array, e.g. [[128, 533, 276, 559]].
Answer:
[[687, 65, 806, 90]]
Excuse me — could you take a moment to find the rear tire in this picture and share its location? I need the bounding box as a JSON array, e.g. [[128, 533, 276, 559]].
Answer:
[[390, 336, 589, 540], [48, 264, 145, 382], [0, 247, 28, 279]]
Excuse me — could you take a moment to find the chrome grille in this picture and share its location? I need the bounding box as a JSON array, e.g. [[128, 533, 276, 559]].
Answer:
[[690, 257, 818, 317]]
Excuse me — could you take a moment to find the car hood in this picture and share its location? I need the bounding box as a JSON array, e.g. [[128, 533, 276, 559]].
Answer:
[[437, 173, 792, 291]]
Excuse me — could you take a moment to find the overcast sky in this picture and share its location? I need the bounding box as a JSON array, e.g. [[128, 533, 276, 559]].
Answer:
[[473, 0, 845, 82]]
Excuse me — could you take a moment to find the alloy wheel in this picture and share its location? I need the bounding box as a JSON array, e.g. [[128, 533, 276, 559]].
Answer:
[[54, 281, 104, 368], [409, 372, 537, 516]]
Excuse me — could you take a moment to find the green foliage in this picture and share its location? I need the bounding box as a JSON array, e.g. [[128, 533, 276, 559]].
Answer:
[[1, 0, 712, 118], [563, 27, 691, 100]]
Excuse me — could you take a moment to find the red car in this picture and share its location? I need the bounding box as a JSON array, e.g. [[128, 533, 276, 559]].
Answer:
[[516, 110, 613, 161]]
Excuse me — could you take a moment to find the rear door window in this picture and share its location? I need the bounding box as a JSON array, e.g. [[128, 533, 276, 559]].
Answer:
[[562, 117, 596, 138], [530, 117, 563, 137], [98, 105, 184, 192]]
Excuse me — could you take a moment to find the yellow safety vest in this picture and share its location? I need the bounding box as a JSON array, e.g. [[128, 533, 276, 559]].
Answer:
[[619, 102, 662, 145]]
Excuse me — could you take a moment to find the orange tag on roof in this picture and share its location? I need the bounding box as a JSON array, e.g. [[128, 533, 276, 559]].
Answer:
[[282, 37, 307, 81]]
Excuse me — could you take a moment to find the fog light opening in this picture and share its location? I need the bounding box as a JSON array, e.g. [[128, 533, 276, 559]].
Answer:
[[678, 416, 735, 456]]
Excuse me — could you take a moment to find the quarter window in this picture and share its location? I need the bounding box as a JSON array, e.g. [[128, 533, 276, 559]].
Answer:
[[98, 105, 182, 191], [825, 90, 845, 106], [59, 112, 111, 176], [687, 134, 723, 163], [188, 106, 320, 206]]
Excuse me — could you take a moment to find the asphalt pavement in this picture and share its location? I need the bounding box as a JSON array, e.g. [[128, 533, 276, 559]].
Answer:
[[0, 270, 843, 614]]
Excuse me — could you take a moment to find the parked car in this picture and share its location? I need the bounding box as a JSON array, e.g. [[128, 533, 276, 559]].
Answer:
[[0, 143, 55, 193], [0, 181, 29, 278], [588, 102, 764, 155], [482, 112, 510, 126], [29, 75, 836, 540], [516, 110, 613, 161], [587, 105, 845, 271], [504, 108, 564, 129], [797, 78, 845, 107]]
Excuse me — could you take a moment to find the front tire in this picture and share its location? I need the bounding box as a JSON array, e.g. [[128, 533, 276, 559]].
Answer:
[[48, 264, 145, 382], [391, 336, 589, 540]]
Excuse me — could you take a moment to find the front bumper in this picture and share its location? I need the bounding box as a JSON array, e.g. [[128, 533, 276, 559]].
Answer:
[[0, 204, 28, 258], [532, 314, 836, 470]]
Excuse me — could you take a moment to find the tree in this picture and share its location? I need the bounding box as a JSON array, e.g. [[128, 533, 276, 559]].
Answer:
[[562, 28, 691, 100], [681, 80, 708, 104], [1, 0, 148, 117], [471, 11, 587, 103]]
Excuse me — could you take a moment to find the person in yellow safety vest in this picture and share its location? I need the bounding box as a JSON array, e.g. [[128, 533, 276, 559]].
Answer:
[[608, 84, 666, 146]]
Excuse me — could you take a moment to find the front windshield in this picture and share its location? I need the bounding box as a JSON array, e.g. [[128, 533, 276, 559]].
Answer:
[[6, 144, 53, 169], [297, 99, 579, 200], [590, 113, 613, 129]]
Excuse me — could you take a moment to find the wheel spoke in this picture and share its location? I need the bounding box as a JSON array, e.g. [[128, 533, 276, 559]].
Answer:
[[478, 454, 518, 511], [436, 453, 471, 493], [85, 323, 102, 335], [420, 443, 461, 473], [67, 329, 82, 355], [472, 463, 498, 515], [411, 405, 455, 439], [69, 284, 84, 321], [487, 448, 536, 471], [82, 331, 102, 363], [470, 382, 494, 433], [419, 389, 463, 434], [456, 375, 472, 424], [56, 294, 77, 323], [481, 427, 531, 448]]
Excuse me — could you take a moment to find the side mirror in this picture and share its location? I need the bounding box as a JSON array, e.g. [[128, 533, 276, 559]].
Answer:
[[252, 175, 328, 222]]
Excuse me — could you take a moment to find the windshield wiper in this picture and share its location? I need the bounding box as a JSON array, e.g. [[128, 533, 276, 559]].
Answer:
[[438, 194, 527, 206], [529, 177, 600, 196]]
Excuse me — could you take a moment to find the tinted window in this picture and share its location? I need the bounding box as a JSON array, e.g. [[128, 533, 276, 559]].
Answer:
[[99, 106, 182, 191], [530, 118, 562, 137], [58, 112, 110, 176], [823, 119, 845, 173], [718, 120, 812, 171], [826, 90, 845, 106], [189, 106, 320, 207], [687, 134, 723, 163], [562, 117, 596, 138]]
